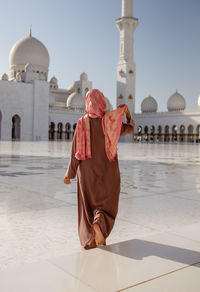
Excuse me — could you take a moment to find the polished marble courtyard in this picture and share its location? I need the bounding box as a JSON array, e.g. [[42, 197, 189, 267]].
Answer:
[[0, 141, 200, 291]]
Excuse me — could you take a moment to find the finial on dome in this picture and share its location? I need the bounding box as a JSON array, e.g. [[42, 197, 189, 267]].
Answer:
[[176, 89, 178, 94], [148, 92, 151, 97], [29, 25, 32, 38]]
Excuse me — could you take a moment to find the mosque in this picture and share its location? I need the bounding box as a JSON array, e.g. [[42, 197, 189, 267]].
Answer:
[[0, 0, 200, 143], [0, 29, 112, 142]]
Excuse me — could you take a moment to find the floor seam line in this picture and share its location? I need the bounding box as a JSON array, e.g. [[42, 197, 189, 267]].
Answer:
[[116, 260, 200, 292], [46, 259, 98, 291]]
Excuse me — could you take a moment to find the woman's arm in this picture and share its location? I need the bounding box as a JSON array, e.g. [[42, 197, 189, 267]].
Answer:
[[117, 104, 134, 136], [64, 131, 80, 181], [120, 118, 135, 136]]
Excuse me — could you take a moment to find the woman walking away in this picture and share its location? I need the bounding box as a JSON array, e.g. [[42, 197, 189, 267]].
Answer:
[[64, 89, 134, 249]]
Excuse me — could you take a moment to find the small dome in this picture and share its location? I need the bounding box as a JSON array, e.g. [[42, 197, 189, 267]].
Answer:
[[50, 76, 58, 84], [1, 73, 8, 81], [50, 76, 58, 89], [80, 72, 88, 80], [66, 92, 85, 109], [141, 94, 158, 113], [167, 91, 186, 111], [25, 63, 35, 72]]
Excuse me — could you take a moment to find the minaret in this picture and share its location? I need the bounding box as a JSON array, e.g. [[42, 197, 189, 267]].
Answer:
[[116, 0, 138, 115]]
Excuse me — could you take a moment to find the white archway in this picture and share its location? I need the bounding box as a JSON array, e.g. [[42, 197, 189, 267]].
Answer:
[[180, 125, 186, 143], [196, 125, 200, 143], [157, 125, 162, 142], [12, 114, 21, 140], [65, 123, 71, 140], [49, 122, 55, 140], [188, 125, 194, 143], [164, 125, 170, 142], [57, 122, 63, 140], [137, 125, 142, 142], [172, 125, 178, 143], [150, 125, 155, 142], [144, 126, 148, 142]]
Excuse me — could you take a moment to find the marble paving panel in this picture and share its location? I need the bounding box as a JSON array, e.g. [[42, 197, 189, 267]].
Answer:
[[48, 231, 200, 292], [0, 260, 96, 292], [118, 194, 200, 231], [127, 263, 200, 292]]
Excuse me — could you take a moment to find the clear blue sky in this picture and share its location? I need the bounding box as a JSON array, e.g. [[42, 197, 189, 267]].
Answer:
[[0, 0, 199, 112]]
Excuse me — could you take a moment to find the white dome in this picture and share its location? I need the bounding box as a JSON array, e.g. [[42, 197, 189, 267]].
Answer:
[[167, 91, 186, 111], [50, 76, 58, 89], [9, 36, 49, 80], [50, 76, 58, 84], [25, 63, 35, 72], [1, 73, 8, 81], [80, 72, 88, 80], [141, 94, 158, 113], [66, 92, 85, 109]]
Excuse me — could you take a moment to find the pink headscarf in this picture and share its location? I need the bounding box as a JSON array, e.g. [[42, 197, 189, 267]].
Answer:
[[75, 89, 128, 162]]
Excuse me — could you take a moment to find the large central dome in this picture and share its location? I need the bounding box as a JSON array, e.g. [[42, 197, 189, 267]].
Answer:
[[9, 34, 50, 80]]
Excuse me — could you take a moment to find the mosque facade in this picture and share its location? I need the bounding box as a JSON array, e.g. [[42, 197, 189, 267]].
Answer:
[[0, 0, 200, 143], [0, 30, 112, 142], [116, 0, 200, 144], [133, 92, 200, 143]]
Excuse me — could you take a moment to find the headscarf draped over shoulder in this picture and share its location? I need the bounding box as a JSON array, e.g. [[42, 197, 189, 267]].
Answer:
[[75, 89, 128, 162]]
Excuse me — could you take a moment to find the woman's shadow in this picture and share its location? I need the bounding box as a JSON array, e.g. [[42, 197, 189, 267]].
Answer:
[[100, 238, 200, 266]]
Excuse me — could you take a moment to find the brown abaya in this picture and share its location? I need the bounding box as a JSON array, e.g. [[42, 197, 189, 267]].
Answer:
[[65, 117, 134, 248]]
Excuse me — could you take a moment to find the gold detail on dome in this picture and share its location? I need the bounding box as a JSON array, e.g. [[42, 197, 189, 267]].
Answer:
[[118, 94, 123, 99], [128, 94, 133, 99], [29, 25, 32, 38], [119, 69, 124, 75], [129, 70, 134, 74]]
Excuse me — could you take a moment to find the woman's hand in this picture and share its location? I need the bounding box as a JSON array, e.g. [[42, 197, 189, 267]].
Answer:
[[64, 176, 71, 184], [118, 104, 131, 120], [117, 104, 132, 124], [126, 109, 131, 122]]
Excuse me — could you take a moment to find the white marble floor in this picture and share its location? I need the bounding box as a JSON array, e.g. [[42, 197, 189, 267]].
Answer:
[[0, 141, 200, 291]]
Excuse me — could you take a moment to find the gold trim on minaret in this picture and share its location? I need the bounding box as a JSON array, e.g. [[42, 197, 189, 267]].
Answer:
[[119, 69, 124, 75]]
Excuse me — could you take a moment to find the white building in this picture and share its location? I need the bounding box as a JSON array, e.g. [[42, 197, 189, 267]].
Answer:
[[1, 0, 200, 144], [116, 0, 200, 144], [0, 30, 112, 141], [133, 91, 200, 143]]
